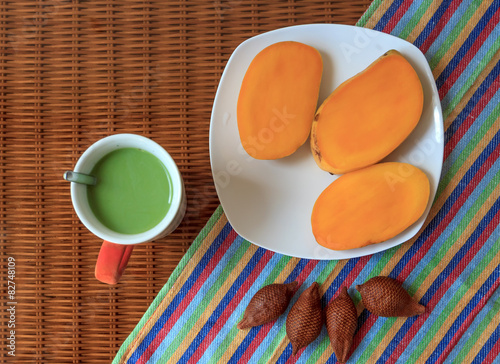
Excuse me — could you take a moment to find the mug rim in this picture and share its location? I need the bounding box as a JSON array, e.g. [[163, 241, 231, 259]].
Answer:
[[70, 133, 184, 245]]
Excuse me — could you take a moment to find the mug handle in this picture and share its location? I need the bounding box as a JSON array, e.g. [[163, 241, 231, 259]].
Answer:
[[95, 241, 134, 284]]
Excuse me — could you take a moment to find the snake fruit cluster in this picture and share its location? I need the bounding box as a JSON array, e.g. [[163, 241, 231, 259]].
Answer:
[[238, 276, 425, 361]]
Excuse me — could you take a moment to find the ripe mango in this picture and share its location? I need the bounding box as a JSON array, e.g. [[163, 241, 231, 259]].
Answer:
[[311, 162, 430, 250], [311, 50, 423, 174], [237, 41, 323, 160]]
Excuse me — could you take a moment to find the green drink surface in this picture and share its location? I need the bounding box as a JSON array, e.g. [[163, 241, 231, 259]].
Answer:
[[87, 148, 172, 234]]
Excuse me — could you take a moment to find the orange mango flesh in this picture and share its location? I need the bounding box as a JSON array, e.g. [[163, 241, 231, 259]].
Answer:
[[237, 41, 323, 160], [311, 162, 430, 250], [311, 50, 423, 174]]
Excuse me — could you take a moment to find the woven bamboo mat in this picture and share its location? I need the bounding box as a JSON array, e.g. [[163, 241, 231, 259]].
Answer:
[[0, 1, 371, 362]]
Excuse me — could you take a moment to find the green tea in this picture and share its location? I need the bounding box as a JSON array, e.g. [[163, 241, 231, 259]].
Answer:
[[87, 148, 172, 234]]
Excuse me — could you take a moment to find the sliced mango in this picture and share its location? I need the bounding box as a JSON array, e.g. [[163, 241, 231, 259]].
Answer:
[[237, 41, 323, 160], [311, 50, 423, 174], [311, 162, 430, 250]]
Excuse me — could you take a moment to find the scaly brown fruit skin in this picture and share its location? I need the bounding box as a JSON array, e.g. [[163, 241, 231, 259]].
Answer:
[[237, 281, 297, 329], [286, 282, 324, 356], [356, 276, 425, 317], [325, 287, 358, 363]]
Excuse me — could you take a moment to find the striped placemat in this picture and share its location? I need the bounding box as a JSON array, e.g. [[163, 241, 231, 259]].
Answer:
[[114, 0, 500, 363]]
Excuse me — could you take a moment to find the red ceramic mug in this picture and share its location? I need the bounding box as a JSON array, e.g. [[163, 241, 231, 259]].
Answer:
[[69, 134, 186, 284]]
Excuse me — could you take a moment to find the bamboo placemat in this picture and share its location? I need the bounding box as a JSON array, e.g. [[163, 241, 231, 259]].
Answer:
[[0, 1, 371, 362]]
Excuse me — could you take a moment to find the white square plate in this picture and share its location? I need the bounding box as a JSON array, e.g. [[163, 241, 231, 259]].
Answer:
[[210, 24, 444, 260]]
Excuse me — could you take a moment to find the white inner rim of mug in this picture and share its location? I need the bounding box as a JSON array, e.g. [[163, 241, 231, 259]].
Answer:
[[71, 134, 184, 245]]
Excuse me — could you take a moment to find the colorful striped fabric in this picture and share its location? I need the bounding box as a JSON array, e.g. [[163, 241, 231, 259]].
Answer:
[[114, 0, 500, 362]]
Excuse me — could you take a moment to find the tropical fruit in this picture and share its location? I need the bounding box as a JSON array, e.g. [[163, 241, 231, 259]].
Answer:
[[311, 50, 423, 174], [238, 282, 297, 329], [356, 276, 426, 317], [286, 282, 324, 355], [311, 162, 430, 250], [325, 287, 358, 363], [238, 41, 323, 159]]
